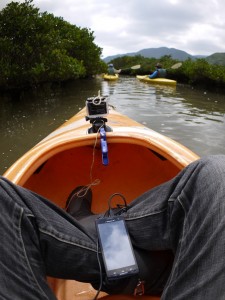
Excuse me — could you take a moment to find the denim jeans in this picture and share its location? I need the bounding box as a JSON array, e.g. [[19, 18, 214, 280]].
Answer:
[[1, 155, 225, 299]]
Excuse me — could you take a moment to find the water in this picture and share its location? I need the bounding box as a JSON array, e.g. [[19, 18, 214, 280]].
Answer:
[[103, 77, 225, 157], [1, 76, 225, 175]]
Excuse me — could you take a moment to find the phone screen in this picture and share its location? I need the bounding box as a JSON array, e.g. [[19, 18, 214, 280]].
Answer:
[[96, 216, 139, 279]]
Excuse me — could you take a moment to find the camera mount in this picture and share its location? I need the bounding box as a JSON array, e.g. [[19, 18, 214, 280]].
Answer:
[[86, 116, 112, 134]]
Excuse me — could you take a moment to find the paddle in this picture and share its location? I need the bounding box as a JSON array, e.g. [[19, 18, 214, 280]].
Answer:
[[130, 64, 141, 69], [121, 64, 141, 71], [170, 62, 182, 69], [142, 62, 182, 79]]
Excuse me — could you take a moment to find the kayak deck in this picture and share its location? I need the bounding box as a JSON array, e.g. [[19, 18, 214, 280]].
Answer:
[[4, 107, 199, 299], [103, 73, 119, 81], [136, 75, 177, 86]]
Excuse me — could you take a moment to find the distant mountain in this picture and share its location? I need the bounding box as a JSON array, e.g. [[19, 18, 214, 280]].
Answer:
[[103, 47, 207, 62], [137, 47, 194, 60], [205, 52, 225, 65]]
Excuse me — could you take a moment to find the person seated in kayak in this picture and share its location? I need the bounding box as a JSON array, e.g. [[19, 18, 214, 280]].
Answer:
[[149, 62, 167, 79], [107, 63, 121, 75], [1, 155, 225, 299]]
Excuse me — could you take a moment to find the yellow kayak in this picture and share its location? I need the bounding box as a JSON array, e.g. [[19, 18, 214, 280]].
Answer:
[[136, 75, 177, 86], [103, 73, 119, 81], [4, 103, 199, 300]]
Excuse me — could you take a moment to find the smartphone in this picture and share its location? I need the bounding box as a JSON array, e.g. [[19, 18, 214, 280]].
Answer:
[[95, 216, 139, 280]]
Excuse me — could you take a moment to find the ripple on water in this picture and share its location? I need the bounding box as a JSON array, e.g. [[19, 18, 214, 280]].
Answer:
[[1, 76, 225, 174]]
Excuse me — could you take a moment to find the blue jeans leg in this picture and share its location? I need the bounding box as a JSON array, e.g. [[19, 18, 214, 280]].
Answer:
[[0, 177, 99, 299], [2, 155, 225, 299], [125, 155, 225, 299]]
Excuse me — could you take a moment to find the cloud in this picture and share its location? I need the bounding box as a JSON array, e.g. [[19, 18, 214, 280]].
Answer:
[[1, 0, 225, 57]]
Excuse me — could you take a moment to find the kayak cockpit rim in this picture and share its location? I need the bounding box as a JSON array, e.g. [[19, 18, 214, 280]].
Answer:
[[4, 129, 199, 186]]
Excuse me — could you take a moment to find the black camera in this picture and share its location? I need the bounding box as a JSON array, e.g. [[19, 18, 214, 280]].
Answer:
[[86, 96, 108, 118]]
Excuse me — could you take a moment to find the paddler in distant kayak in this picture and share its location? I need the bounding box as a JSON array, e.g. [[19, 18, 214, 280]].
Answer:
[[107, 63, 121, 75], [149, 62, 167, 79]]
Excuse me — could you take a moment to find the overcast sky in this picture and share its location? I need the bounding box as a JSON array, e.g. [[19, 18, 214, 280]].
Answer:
[[1, 0, 225, 58]]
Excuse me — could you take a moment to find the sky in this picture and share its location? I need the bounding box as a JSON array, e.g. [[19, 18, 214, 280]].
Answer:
[[1, 0, 225, 59]]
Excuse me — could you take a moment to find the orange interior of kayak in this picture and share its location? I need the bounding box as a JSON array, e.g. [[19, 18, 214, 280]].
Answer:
[[4, 107, 199, 299], [22, 142, 180, 300], [24, 143, 179, 212]]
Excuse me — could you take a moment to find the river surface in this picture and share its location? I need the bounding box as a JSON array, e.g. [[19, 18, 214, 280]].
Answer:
[[1, 76, 225, 175]]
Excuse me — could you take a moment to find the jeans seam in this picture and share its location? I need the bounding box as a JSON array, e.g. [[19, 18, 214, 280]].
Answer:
[[125, 207, 168, 221], [39, 228, 97, 253], [164, 195, 187, 293], [19, 209, 49, 299]]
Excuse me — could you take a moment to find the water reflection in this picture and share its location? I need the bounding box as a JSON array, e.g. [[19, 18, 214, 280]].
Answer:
[[1, 76, 225, 175], [101, 76, 225, 157], [0, 79, 102, 174]]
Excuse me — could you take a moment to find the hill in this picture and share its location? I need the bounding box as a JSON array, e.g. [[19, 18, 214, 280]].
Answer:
[[103, 47, 206, 62], [205, 53, 225, 66]]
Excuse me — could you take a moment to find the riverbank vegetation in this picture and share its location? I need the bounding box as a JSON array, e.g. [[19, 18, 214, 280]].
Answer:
[[0, 0, 105, 91], [0, 0, 224, 92], [110, 55, 225, 91]]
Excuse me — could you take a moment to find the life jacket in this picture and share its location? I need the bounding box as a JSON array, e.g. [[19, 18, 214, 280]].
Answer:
[[157, 68, 167, 78], [108, 66, 115, 75]]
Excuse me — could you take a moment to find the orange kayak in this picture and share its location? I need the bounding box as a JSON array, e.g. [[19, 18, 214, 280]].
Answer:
[[4, 105, 199, 299]]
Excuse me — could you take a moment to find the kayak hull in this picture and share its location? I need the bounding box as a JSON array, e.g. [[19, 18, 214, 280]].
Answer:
[[136, 75, 177, 86], [4, 106, 199, 299], [103, 73, 119, 81]]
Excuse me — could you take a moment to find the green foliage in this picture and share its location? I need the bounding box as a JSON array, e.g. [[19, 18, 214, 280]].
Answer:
[[0, 0, 103, 90], [205, 53, 225, 66], [31, 49, 86, 82], [109, 55, 179, 75], [109, 54, 225, 89], [178, 59, 225, 87], [1, 0, 224, 91]]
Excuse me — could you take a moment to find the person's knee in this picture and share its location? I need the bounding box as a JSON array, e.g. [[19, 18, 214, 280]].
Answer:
[[195, 155, 225, 178]]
